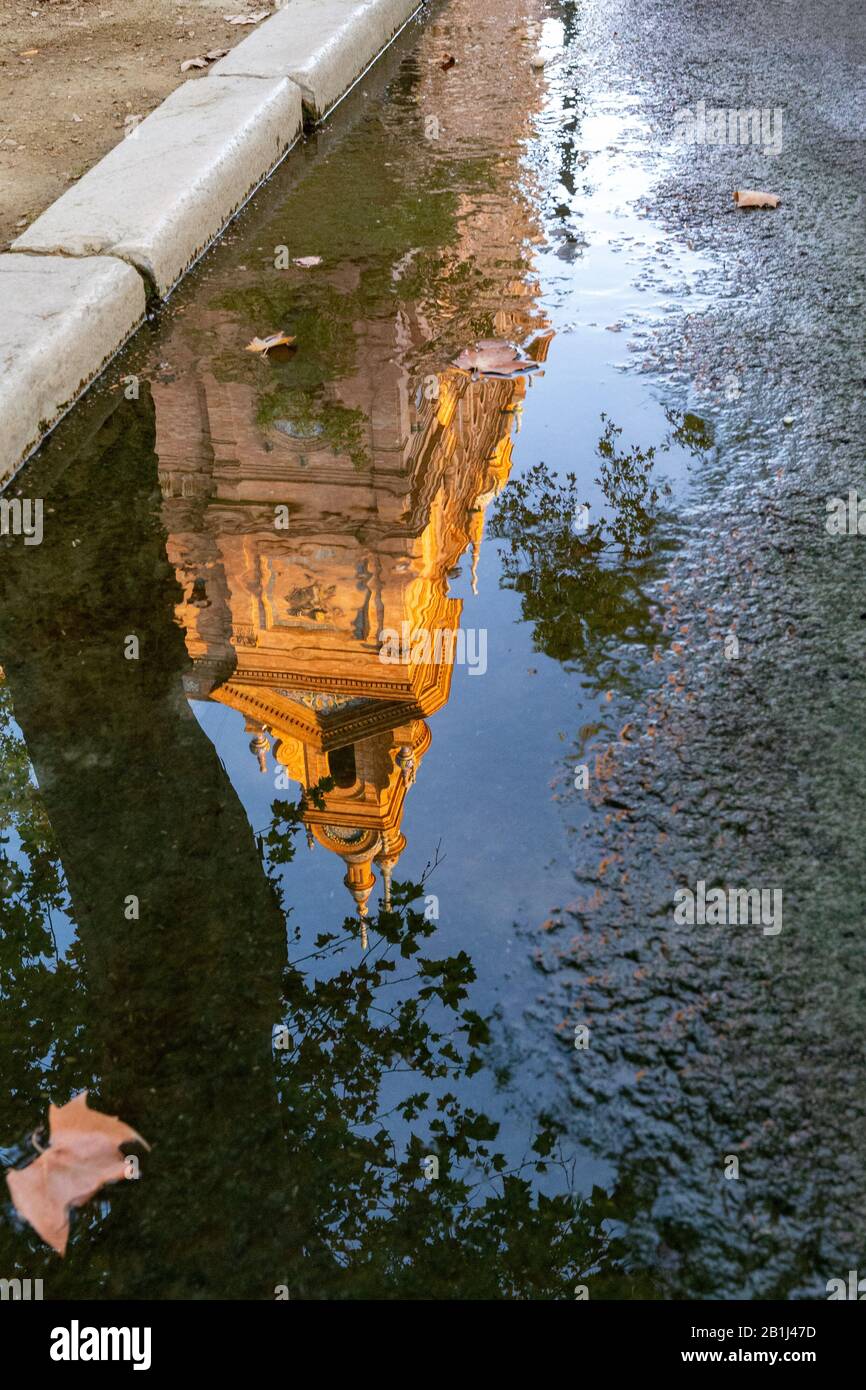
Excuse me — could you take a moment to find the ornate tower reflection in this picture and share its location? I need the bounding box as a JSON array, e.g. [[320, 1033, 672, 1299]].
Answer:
[[151, 59, 551, 930], [156, 356, 540, 933]]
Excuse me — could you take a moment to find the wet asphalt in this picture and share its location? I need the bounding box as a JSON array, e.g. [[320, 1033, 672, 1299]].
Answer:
[[536, 0, 866, 1296]]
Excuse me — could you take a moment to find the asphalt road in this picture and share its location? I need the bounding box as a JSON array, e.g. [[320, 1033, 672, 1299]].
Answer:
[[539, 0, 866, 1298]]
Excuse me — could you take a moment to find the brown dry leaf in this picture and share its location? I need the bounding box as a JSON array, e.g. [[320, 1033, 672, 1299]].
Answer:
[[732, 189, 780, 209], [293, 256, 322, 268], [181, 57, 207, 71], [439, 54, 457, 70], [245, 331, 296, 354], [525, 328, 556, 363], [6, 1092, 149, 1256], [451, 339, 540, 380], [224, 10, 269, 23]]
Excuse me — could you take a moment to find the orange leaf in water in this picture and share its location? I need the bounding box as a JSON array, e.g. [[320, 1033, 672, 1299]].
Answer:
[[245, 331, 296, 354], [6, 1092, 149, 1256], [733, 189, 780, 209]]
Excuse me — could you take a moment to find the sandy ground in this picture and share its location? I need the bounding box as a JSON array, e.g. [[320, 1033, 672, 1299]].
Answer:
[[0, 0, 274, 247]]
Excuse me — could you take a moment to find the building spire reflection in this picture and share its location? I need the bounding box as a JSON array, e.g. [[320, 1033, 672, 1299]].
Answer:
[[153, 122, 550, 924]]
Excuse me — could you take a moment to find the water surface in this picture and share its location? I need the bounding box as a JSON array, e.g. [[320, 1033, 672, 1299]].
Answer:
[[2, 0, 864, 1300]]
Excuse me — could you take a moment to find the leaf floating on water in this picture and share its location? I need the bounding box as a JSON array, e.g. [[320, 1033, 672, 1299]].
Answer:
[[451, 339, 540, 380], [732, 189, 780, 209], [526, 328, 556, 362], [245, 331, 297, 355], [293, 256, 322, 268], [6, 1092, 149, 1257]]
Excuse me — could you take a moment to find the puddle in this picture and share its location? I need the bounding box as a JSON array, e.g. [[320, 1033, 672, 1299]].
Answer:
[[2, 0, 862, 1300]]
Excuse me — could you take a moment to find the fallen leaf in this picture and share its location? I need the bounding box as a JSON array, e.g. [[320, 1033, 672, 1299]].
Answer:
[[206, 48, 229, 61], [224, 10, 269, 23], [732, 189, 780, 209], [439, 54, 457, 70], [451, 338, 540, 379], [6, 1092, 149, 1256], [181, 57, 207, 71], [293, 255, 322, 268], [245, 331, 296, 354]]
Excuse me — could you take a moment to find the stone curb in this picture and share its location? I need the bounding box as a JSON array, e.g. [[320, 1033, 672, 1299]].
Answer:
[[0, 0, 427, 487], [212, 0, 424, 122], [0, 254, 147, 483], [13, 75, 304, 300]]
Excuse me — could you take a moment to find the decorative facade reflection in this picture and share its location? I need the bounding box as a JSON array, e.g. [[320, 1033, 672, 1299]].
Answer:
[[156, 332, 550, 928]]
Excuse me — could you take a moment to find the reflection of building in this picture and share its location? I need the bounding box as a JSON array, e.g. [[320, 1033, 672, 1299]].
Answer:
[[151, 0, 552, 936], [156, 352, 536, 939]]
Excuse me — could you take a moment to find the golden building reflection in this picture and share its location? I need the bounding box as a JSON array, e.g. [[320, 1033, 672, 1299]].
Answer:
[[150, 0, 552, 931], [155, 355, 553, 935]]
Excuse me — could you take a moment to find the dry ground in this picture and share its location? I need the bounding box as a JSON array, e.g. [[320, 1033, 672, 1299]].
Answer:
[[0, 0, 274, 247]]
